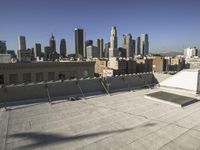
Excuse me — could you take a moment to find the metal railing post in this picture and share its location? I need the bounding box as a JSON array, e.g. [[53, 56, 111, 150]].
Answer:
[[1, 84, 7, 110], [76, 80, 86, 99], [45, 84, 52, 104], [99, 78, 110, 95]]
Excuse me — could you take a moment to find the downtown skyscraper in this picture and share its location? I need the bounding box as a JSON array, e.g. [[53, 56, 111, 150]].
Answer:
[[96, 38, 104, 58], [140, 33, 149, 55], [109, 26, 118, 58], [110, 26, 117, 49], [75, 28, 84, 58], [49, 33, 56, 52], [18, 36, 26, 50], [122, 34, 135, 58], [136, 37, 141, 55], [60, 39, 67, 57], [0, 41, 7, 54], [33, 43, 42, 59]]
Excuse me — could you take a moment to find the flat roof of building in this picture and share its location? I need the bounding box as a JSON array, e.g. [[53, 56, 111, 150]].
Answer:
[[1, 88, 200, 150]]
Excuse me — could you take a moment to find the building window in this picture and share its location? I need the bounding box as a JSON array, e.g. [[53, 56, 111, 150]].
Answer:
[[48, 72, 55, 81], [36, 72, 44, 82], [58, 73, 65, 81], [9, 74, 18, 84], [0, 74, 4, 84], [23, 73, 31, 83]]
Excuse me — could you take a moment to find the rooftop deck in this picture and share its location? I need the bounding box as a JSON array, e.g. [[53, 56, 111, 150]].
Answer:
[[1, 88, 200, 150]]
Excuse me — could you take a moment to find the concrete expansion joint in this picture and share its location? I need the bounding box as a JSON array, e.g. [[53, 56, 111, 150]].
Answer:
[[4, 111, 10, 150], [157, 128, 193, 150], [118, 121, 173, 150]]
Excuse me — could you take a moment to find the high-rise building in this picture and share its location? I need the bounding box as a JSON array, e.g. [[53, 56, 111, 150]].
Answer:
[[18, 36, 26, 50], [122, 34, 135, 58], [136, 37, 141, 55], [100, 39, 104, 58], [132, 39, 136, 56], [118, 47, 126, 58], [44, 46, 52, 60], [96, 39, 100, 56], [110, 26, 117, 49], [140, 34, 149, 55], [33, 43, 42, 59], [49, 33, 56, 52], [75, 28, 84, 58], [86, 46, 99, 59], [60, 39, 67, 57], [104, 42, 110, 58], [96, 38, 104, 58], [109, 26, 118, 58], [85, 40, 93, 57], [0, 41, 7, 54]]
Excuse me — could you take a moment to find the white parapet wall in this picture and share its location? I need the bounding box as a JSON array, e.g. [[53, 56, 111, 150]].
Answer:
[[0, 73, 155, 102], [160, 69, 200, 93]]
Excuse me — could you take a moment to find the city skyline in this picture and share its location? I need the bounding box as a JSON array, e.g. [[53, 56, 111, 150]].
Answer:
[[1, 0, 200, 53]]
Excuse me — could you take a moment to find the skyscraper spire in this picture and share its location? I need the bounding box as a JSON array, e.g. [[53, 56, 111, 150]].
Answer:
[[49, 33, 56, 52], [110, 26, 117, 49], [50, 33, 55, 40], [109, 26, 119, 58]]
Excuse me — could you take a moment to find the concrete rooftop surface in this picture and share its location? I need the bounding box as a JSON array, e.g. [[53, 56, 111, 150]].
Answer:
[[1, 88, 200, 150]]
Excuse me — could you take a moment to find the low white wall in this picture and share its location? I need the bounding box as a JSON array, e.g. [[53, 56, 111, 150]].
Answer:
[[0, 73, 155, 102], [153, 73, 172, 83]]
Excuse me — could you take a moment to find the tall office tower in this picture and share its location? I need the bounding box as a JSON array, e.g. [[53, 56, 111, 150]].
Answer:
[[96, 39, 100, 57], [96, 38, 104, 58], [18, 36, 26, 50], [86, 46, 99, 59], [100, 39, 104, 58], [49, 33, 56, 52], [44, 46, 52, 60], [110, 26, 117, 49], [85, 40, 93, 57], [60, 38, 67, 57], [137, 37, 141, 55], [132, 39, 136, 56], [33, 43, 42, 59], [104, 42, 110, 58], [122, 34, 134, 58], [109, 26, 118, 58], [140, 34, 149, 55], [0, 41, 7, 54], [75, 28, 84, 58]]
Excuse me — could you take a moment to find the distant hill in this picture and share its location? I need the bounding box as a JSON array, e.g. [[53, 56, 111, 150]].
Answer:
[[152, 51, 183, 57]]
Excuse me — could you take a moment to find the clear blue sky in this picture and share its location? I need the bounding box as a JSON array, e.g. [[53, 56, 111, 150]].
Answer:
[[1, 0, 200, 53]]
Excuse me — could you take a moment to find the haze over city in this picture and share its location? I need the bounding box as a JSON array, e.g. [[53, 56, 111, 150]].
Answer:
[[1, 0, 200, 53]]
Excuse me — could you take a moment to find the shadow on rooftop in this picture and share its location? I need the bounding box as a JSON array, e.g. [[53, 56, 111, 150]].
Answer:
[[10, 127, 134, 149], [0, 95, 83, 111]]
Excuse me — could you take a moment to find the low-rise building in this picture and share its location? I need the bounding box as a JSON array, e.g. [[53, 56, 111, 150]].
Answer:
[[0, 54, 11, 63], [0, 61, 95, 85], [107, 58, 125, 75], [185, 57, 200, 69], [107, 58, 136, 75], [136, 58, 153, 73], [148, 55, 165, 72], [168, 56, 185, 71], [17, 49, 33, 62], [126, 59, 137, 74], [94, 58, 108, 76], [184, 47, 198, 58]]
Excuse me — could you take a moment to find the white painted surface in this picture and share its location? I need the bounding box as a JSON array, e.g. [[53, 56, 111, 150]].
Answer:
[[2, 89, 200, 150], [160, 69, 200, 93]]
